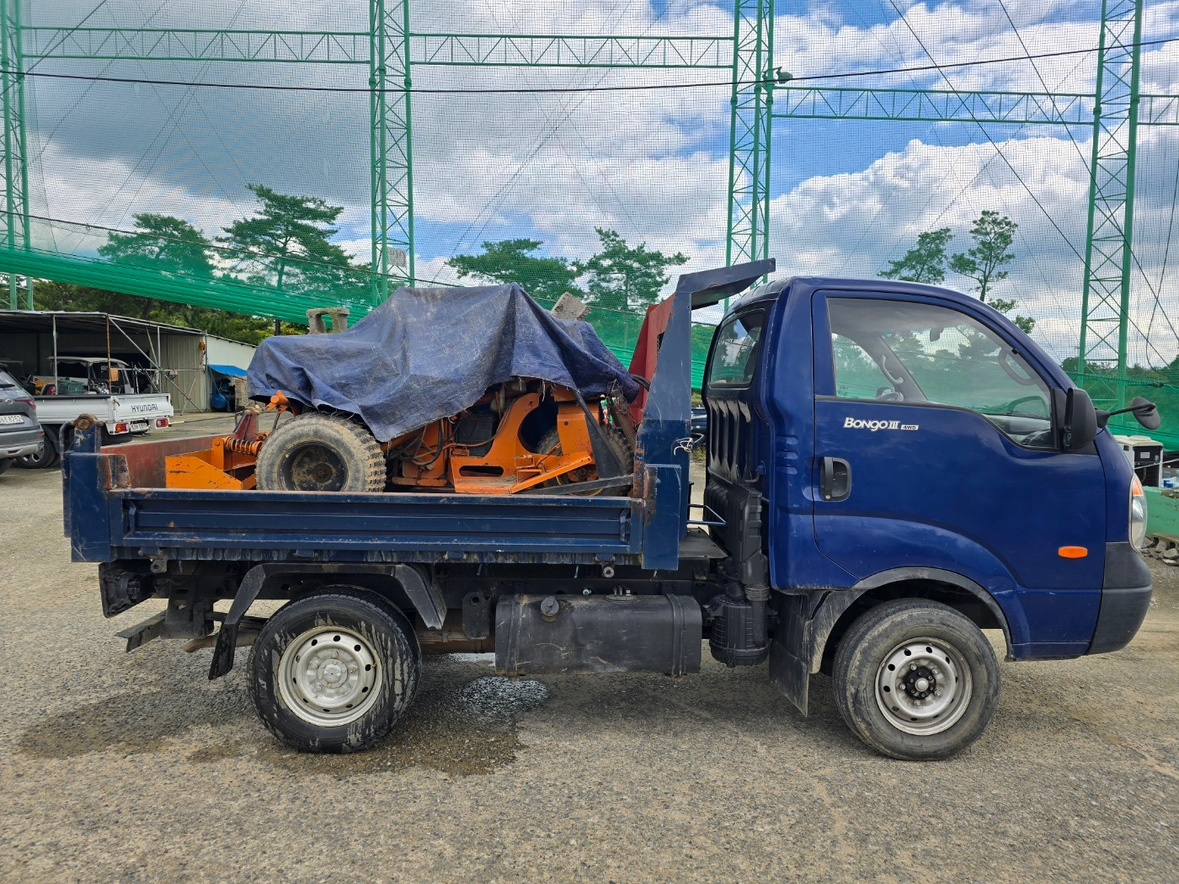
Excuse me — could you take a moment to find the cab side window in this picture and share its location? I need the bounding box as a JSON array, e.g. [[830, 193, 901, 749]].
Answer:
[[827, 297, 1054, 448], [707, 310, 766, 390]]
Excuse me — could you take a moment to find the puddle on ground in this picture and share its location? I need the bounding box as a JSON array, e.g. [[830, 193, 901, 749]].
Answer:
[[22, 663, 550, 778], [206, 673, 553, 778], [189, 671, 550, 778], [19, 683, 249, 759]]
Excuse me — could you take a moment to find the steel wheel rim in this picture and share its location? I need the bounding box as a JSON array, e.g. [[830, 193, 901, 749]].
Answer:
[[277, 626, 382, 727], [286, 444, 347, 491], [875, 637, 973, 735]]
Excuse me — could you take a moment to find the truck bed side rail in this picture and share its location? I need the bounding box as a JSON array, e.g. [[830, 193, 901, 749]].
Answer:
[[63, 419, 651, 566]]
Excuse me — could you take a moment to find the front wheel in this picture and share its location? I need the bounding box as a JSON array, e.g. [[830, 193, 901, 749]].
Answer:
[[833, 599, 1000, 761], [248, 588, 421, 753]]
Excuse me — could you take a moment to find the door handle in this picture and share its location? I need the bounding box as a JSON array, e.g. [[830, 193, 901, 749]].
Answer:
[[821, 457, 852, 502]]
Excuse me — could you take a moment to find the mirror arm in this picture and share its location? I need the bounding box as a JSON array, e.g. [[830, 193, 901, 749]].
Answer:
[[1095, 397, 1160, 431]]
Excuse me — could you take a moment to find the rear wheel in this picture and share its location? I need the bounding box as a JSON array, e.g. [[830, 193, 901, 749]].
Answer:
[[248, 588, 421, 753], [17, 433, 59, 469], [0, 458, 13, 475], [255, 412, 385, 492], [833, 599, 1000, 760]]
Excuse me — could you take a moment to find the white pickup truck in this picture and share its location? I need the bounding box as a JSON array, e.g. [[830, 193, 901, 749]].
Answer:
[[21, 392, 173, 467]]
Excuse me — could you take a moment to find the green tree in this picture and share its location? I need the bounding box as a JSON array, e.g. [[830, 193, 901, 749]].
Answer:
[[880, 227, 952, 283], [576, 228, 688, 313], [949, 210, 1017, 302], [446, 238, 582, 302], [220, 184, 355, 297], [99, 213, 215, 278], [97, 213, 216, 319], [989, 297, 1036, 335]]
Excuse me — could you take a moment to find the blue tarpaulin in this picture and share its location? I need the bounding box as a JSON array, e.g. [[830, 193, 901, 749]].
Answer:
[[208, 363, 248, 378], [247, 284, 639, 442]]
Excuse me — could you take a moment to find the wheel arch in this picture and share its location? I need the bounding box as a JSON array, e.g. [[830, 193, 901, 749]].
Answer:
[[769, 567, 1012, 716], [210, 562, 444, 679], [822, 568, 1013, 672]]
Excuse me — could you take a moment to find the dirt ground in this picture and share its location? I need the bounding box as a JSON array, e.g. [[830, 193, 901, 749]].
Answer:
[[0, 453, 1176, 882]]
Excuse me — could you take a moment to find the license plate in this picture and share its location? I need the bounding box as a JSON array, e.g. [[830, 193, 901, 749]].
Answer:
[[0, 414, 23, 425]]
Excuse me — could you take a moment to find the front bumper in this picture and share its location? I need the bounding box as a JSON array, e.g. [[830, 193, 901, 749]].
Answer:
[[1088, 542, 1153, 655], [1, 426, 44, 458]]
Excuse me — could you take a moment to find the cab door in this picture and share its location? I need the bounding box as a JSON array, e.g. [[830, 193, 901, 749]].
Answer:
[[811, 291, 1107, 654]]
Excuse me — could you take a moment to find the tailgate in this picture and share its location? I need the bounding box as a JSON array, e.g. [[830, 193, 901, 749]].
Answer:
[[112, 394, 173, 422]]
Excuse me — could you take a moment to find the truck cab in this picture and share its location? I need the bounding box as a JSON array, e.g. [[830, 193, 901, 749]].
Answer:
[[702, 276, 1152, 756]]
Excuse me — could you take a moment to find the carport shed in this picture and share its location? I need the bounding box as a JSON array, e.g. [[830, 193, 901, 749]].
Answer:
[[0, 312, 255, 413]]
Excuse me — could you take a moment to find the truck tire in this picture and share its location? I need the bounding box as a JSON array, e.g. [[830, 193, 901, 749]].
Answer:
[[832, 599, 1000, 761], [0, 458, 12, 475], [248, 588, 421, 753], [255, 412, 385, 492]]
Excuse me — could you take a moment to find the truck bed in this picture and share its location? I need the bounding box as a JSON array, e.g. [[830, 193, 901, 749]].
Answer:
[[64, 428, 686, 570]]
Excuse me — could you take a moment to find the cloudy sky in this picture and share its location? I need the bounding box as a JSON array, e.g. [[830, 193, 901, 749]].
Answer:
[[22, 1, 1179, 364]]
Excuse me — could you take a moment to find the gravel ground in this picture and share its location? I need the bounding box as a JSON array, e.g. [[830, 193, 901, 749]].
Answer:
[[0, 455, 1176, 882]]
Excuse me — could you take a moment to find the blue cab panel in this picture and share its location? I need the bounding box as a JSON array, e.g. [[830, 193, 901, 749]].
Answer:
[[709, 276, 1144, 659]]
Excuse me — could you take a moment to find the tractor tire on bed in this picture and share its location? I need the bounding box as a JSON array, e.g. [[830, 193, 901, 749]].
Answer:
[[255, 412, 386, 493]]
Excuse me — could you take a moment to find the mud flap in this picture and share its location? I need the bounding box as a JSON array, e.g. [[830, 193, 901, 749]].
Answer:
[[769, 591, 859, 715]]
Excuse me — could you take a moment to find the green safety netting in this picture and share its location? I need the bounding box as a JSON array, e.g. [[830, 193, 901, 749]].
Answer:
[[3, 2, 1179, 429], [0, 217, 718, 388]]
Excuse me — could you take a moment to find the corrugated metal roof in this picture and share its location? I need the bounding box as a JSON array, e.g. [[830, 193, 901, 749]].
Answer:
[[0, 311, 203, 336]]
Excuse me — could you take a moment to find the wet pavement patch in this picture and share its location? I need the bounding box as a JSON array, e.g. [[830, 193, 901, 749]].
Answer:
[[190, 666, 551, 778], [19, 685, 250, 759], [18, 659, 550, 777]]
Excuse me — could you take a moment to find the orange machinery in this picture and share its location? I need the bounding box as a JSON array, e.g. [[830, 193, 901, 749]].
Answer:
[[165, 409, 268, 490], [166, 380, 633, 495]]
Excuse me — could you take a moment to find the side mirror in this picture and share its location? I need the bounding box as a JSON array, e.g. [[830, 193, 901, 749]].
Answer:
[[1132, 397, 1162, 431], [1059, 387, 1098, 451]]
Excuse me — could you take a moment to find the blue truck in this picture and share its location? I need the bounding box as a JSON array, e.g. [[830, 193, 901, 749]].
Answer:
[[62, 260, 1155, 760]]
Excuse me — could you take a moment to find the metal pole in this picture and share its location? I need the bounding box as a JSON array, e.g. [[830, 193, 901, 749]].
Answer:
[[13, 0, 28, 310], [1114, 0, 1145, 411], [1, 0, 16, 310], [400, 0, 416, 287], [51, 311, 57, 391], [1077, 8, 1106, 395], [368, 0, 386, 303]]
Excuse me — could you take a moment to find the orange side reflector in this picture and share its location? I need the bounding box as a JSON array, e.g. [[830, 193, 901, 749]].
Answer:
[[1058, 546, 1088, 559]]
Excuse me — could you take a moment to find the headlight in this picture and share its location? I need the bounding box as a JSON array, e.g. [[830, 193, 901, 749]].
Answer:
[[1129, 475, 1147, 550]]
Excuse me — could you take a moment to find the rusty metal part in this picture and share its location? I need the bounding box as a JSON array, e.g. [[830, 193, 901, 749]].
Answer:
[[606, 379, 637, 452], [416, 611, 496, 655], [222, 435, 268, 457], [387, 420, 452, 487]]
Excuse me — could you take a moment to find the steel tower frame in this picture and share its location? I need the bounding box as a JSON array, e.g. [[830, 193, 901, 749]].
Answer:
[[1, 0, 29, 308], [10, 3, 734, 306], [726, 0, 774, 266], [1078, 0, 1145, 407], [0, 0, 1165, 395]]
